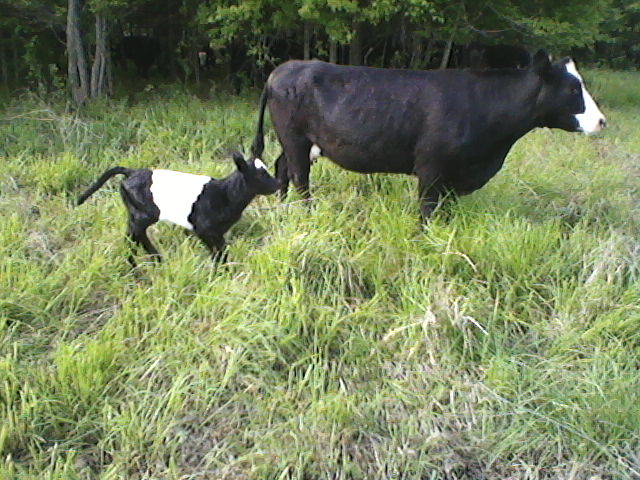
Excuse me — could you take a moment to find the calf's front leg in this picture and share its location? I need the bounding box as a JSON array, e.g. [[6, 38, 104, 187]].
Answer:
[[198, 232, 228, 263]]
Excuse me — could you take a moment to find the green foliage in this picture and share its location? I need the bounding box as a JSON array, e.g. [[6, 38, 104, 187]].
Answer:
[[4, 0, 639, 98], [197, 0, 621, 62], [515, 0, 613, 49], [86, 0, 129, 13], [0, 71, 639, 478]]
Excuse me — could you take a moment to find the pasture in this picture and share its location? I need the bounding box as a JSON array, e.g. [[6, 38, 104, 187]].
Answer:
[[0, 70, 638, 479]]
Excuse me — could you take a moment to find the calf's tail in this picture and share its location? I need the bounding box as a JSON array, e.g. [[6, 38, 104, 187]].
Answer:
[[77, 166, 133, 205], [250, 84, 269, 160]]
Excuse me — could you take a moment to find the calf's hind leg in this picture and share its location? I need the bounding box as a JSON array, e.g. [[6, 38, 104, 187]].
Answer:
[[120, 185, 161, 264], [126, 217, 161, 265]]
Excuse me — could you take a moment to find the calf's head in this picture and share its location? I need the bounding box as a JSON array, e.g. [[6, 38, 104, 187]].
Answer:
[[232, 152, 280, 195], [533, 50, 606, 134]]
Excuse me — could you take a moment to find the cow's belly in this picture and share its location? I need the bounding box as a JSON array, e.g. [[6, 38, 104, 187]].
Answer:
[[322, 147, 414, 174], [445, 176, 492, 196], [310, 131, 416, 175], [441, 150, 509, 195]]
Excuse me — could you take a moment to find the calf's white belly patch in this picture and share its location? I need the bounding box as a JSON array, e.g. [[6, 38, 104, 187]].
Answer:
[[150, 169, 211, 230]]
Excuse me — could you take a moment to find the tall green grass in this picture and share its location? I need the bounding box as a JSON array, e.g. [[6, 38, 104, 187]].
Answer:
[[1, 72, 638, 479]]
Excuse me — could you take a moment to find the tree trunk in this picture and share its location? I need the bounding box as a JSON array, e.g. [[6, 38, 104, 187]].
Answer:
[[106, 39, 113, 95], [380, 40, 388, 68], [349, 21, 363, 66], [410, 35, 423, 69], [90, 14, 111, 98], [439, 14, 460, 70], [11, 34, 19, 84], [0, 43, 8, 87], [329, 39, 337, 64], [165, 23, 175, 79], [439, 38, 453, 69], [303, 22, 311, 60], [67, 0, 89, 104], [195, 42, 201, 85], [424, 38, 433, 68]]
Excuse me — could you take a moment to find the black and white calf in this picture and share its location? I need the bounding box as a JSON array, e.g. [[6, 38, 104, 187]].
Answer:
[[77, 152, 280, 264]]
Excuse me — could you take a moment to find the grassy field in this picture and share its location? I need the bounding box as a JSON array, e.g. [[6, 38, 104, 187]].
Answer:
[[0, 70, 639, 480]]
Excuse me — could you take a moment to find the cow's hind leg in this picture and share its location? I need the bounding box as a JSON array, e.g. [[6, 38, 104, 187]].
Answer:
[[281, 136, 312, 199], [274, 152, 290, 200]]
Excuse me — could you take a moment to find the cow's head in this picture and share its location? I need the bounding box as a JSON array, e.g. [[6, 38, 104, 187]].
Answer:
[[198, 51, 208, 67], [533, 50, 606, 134]]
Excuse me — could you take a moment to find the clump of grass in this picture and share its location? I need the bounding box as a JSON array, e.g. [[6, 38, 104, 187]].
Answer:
[[0, 72, 639, 479]]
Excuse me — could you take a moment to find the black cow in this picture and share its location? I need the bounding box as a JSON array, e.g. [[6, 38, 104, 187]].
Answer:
[[251, 50, 606, 222], [461, 42, 532, 69], [197, 45, 216, 71], [114, 35, 162, 77]]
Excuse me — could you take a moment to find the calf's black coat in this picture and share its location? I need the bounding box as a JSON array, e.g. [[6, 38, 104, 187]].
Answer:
[[77, 153, 279, 265]]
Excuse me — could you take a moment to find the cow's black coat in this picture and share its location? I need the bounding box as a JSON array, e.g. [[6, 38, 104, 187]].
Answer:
[[461, 43, 531, 69], [251, 50, 604, 221], [114, 35, 162, 77]]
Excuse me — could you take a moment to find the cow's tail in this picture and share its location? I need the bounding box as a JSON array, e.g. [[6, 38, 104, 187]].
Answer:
[[251, 84, 269, 160], [77, 167, 133, 205]]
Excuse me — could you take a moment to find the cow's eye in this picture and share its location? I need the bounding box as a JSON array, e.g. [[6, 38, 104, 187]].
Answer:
[[570, 87, 580, 95]]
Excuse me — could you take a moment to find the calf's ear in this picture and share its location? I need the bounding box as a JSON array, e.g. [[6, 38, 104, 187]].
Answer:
[[532, 49, 552, 76], [232, 151, 249, 173]]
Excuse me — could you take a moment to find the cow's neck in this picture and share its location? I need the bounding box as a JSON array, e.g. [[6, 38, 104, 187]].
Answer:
[[473, 70, 544, 145], [441, 72, 545, 193]]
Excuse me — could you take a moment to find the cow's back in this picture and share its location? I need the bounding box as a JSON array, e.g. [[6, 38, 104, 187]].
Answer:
[[266, 61, 466, 174]]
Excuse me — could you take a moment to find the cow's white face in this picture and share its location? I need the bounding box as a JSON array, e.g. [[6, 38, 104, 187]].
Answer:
[[536, 54, 607, 134], [198, 51, 207, 67], [564, 60, 606, 134]]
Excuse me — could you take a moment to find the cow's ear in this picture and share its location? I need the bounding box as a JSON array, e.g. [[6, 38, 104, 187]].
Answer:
[[532, 49, 552, 76], [232, 151, 249, 173]]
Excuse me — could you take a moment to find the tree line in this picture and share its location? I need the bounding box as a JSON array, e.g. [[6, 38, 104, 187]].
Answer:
[[1, 0, 638, 103]]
